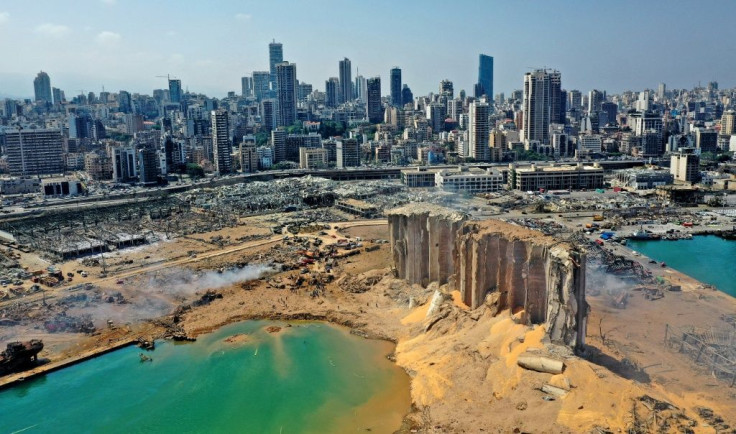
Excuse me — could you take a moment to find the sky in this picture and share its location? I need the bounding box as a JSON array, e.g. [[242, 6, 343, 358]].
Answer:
[[1, 0, 735, 100]]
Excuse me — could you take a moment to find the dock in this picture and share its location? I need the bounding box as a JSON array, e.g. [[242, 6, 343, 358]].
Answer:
[[0, 338, 137, 391]]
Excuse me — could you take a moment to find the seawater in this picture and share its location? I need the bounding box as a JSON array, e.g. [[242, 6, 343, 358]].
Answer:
[[628, 235, 736, 297], [0, 321, 411, 434]]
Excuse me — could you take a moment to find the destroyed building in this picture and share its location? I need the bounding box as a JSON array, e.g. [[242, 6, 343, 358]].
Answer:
[[388, 203, 587, 348]]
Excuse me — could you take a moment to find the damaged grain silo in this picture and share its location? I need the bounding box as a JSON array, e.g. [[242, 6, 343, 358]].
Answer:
[[387, 203, 467, 287], [387, 203, 587, 348]]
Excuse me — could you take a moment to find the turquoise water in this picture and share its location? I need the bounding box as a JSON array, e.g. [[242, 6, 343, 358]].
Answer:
[[628, 235, 736, 297], [0, 321, 410, 434]]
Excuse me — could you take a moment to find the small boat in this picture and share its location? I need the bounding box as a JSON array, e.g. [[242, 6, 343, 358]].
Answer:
[[660, 262, 666, 267]]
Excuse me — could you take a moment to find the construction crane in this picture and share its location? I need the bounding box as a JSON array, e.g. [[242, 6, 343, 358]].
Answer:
[[155, 74, 178, 82]]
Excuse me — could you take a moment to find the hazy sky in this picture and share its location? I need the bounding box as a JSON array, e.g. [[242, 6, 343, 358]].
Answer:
[[1, 0, 735, 99]]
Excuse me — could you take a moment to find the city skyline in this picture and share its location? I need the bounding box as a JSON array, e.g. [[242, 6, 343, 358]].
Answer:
[[1, 0, 736, 99]]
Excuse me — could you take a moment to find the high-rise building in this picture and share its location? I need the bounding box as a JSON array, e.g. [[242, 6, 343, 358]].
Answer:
[[439, 79, 454, 98], [657, 83, 666, 100], [366, 77, 382, 124], [468, 101, 490, 161], [275, 62, 297, 127], [261, 99, 276, 132], [355, 75, 367, 103], [549, 72, 563, 124], [168, 79, 182, 104], [5, 129, 64, 176], [52, 87, 64, 105], [338, 58, 352, 104], [336, 139, 360, 168], [325, 77, 339, 108], [297, 82, 312, 102], [401, 84, 413, 107], [567, 90, 582, 111], [252, 71, 270, 101], [118, 90, 132, 113], [390, 67, 402, 106], [601, 102, 618, 126], [211, 110, 232, 174], [447, 98, 463, 122], [721, 110, 736, 135], [137, 148, 159, 184], [34, 71, 52, 103], [268, 40, 283, 91], [670, 148, 700, 183], [522, 69, 561, 144], [271, 128, 287, 163], [588, 89, 603, 113], [241, 76, 253, 97], [111, 145, 138, 182], [240, 135, 259, 173], [475, 54, 493, 99]]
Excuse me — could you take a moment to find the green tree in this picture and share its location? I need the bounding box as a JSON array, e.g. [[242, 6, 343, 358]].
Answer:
[[255, 132, 269, 146], [186, 163, 205, 179]]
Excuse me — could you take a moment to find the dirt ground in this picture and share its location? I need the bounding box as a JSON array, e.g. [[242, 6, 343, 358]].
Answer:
[[3, 218, 736, 433]]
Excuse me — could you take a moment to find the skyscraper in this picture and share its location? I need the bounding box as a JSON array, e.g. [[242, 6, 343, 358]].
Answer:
[[325, 77, 339, 108], [52, 87, 64, 105], [211, 110, 232, 174], [168, 78, 182, 104], [241, 76, 253, 97], [588, 89, 603, 114], [33, 71, 52, 103], [469, 101, 490, 161], [522, 69, 562, 144], [366, 77, 382, 124], [475, 54, 493, 99], [268, 40, 283, 91], [338, 58, 352, 104], [118, 90, 132, 113], [355, 75, 367, 103], [252, 71, 270, 101], [439, 79, 454, 98], [401, 84, 413, 107], [567, 90, 582, 110], [261, 99, 276, 132], [275, 62, 297, 127], [721, 110, 736, 136], [390, 67, 402, 106]]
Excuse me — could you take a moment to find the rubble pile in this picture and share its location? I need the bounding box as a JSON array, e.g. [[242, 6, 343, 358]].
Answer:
[[0, 284, 125, 334], [43, 313, 96, 334], [0, 197, 236, 261], [507, 217, 567, 235], [588, 246, 654, 282], [624, 395, 699, 433]]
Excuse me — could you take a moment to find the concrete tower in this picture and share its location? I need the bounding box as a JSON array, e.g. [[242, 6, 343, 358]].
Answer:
[[268, 40, 283, 91], [275, 62, 297, 127], [211, 110, 232, 174], [390, 67, 402, 106], [338, 58, 352, 104], [469, 101, 490, 161], [33, 71, 52, 103]]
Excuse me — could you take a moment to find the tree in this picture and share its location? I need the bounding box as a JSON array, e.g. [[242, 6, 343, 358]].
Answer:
[[255, 132, 269, 146], [318, 120, 346, 138], [716, 153, 733, 163], [286, 122, 304, 135], [186, 163, 204, 179], [273, 161, 299, 170]]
